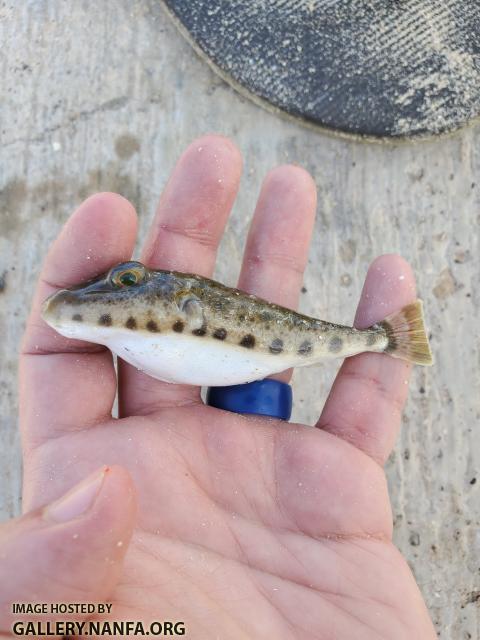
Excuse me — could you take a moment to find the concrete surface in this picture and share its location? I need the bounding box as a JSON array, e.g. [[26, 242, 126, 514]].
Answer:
[[0, 2, 478, 637]]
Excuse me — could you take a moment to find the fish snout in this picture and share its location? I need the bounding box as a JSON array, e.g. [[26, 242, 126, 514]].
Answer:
[[41, 289, 83, 327]]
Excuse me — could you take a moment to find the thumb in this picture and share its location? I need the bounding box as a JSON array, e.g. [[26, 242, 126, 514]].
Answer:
[[0, 465, 136, 633]]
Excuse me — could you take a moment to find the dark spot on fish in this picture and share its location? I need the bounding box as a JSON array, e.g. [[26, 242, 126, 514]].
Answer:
[[99, 314, 112, 326], [172, 320, 184, 333], [381, 320, 397, 352], [269, 338, 283, 354], [240, 334, 255, 348], [146, 320, 159, 332], [366, 332, 376, 346], [72, 313, 83, 322], [301, 286, 307, 293], [126, 316, 137, 330], [298, 340, 312, 355], [213, 328, 227, 340], [192, 327, 207, 336], [328, 335, 343, 353]]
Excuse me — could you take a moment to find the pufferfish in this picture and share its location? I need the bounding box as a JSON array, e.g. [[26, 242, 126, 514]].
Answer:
[[42, 261, 433, 386]]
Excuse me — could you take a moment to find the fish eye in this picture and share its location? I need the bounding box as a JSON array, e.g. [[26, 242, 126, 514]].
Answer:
[[118, 271, 138, 286], [111, 264, 146, 288]]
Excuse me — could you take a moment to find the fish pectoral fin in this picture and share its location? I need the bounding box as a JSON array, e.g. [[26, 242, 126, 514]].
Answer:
[[177, 294, 205, 330]]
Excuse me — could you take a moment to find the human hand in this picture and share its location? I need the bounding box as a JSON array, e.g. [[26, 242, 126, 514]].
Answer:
[[0, 136, 436, 638]]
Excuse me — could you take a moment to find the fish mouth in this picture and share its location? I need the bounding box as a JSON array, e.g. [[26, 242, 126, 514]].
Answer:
[[41, 285, 109, 325], [42, 278, 114, 312], [42, 289, 77, 327], [41, 286, 120, 342]]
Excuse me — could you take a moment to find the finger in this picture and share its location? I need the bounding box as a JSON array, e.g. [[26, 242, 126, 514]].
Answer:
[[0, 466, 136, 634], [237, 165, 317, 382], [316, 254, 417, 465], [20, 193, 137, 453], [118, 135, 242, 416]]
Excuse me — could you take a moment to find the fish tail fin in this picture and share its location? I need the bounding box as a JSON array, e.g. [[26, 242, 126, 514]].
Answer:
[[379, 300, 433, 366]]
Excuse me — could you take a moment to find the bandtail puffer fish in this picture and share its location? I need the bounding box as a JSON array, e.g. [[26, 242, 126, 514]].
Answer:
[[42, 261, 433, 386]]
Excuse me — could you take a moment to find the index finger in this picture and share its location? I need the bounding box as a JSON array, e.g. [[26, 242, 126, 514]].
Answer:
[[20, 193, 137, 453]]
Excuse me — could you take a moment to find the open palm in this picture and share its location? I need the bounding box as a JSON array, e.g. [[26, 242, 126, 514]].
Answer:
[[5, 136, 435, 639]]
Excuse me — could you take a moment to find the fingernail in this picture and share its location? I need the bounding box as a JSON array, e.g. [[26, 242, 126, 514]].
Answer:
[[44, 466, 109, 523]]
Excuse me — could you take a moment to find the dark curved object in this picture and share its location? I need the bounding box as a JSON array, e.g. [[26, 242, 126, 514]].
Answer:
[[162, 0, 480, 139]]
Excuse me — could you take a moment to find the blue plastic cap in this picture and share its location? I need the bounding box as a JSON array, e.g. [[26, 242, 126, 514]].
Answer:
[[206, 378, 292, 421]]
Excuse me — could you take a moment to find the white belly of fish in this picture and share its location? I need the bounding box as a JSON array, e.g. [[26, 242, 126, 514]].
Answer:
[[51, 323, 301, 385], [105, 333, 300, 386]]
